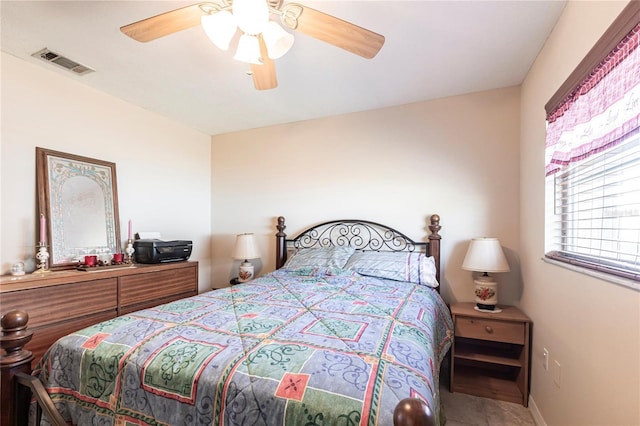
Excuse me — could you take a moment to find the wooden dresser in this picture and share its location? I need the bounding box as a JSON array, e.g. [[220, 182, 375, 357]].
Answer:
[[0, 261, 198, 367]]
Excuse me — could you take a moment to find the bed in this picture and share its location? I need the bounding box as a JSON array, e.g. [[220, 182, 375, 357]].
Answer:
[[1, 215, 453, 426]]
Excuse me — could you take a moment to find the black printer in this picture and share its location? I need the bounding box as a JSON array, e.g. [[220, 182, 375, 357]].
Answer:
[[134, 239, 193, 264]]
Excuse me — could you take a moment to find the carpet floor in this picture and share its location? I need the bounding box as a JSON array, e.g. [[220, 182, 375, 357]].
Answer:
[[440, 388, 537, 426]]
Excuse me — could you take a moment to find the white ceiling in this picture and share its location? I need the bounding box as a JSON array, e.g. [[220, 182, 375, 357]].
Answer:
[[1, 0, 566, 136]]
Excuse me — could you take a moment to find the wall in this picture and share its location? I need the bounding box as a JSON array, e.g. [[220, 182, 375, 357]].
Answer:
[[211, 87, 521, 305], [1, 52, 213, 292], [520, 1, 639, 425]]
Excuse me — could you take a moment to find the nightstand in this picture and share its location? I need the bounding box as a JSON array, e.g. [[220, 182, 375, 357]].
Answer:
[[449, 302, 531, 406]]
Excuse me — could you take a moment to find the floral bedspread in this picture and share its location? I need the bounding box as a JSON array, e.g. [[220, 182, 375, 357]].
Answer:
[[36, 267, 453, 425]]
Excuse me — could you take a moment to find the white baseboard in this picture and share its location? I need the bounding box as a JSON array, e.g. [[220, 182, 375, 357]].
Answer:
[[528, 395, 547, 426]]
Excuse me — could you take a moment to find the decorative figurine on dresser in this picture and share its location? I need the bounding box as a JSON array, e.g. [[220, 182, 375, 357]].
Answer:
[[33, 213, 50, 273]]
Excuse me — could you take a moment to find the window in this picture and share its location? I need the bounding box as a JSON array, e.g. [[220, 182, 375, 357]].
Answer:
[[544, 2, 640, 282]]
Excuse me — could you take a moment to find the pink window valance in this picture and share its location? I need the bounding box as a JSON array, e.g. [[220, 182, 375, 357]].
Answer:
[[545, 23, 640, 176]]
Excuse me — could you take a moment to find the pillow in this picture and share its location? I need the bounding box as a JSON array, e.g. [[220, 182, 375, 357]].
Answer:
[[283, 246, 356, 269], [343, 251, 439, 288]]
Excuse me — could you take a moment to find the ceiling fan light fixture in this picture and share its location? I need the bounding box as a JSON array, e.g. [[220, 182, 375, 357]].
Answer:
[[121, 1, 386, 91], [262, 21, 294, 59], [233, 0, 269, 35], [234, 34, 262, 64], [201, 11, 237, 51]]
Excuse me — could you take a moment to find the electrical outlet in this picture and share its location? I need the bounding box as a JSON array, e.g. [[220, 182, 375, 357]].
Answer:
[[553, 360, 561, 387], [543, 348, 549, 371]]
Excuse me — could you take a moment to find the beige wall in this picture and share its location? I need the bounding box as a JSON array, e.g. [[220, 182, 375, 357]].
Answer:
[[6, 3, 637, 422], [521, 1, 639, 425], [211, 87, 522, 305], [1, 52, 214, 291]]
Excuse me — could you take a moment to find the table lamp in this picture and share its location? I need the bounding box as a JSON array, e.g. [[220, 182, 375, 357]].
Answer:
[[233, 233, 260, 282], [462, 237, 510, 312]]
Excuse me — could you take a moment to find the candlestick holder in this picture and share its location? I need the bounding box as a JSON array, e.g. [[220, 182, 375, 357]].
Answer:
[[125, 239, 135, 264], [34, 242, 50, 274]]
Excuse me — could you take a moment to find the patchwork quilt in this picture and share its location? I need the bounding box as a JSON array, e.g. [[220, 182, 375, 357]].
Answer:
[[36, 267, 453, 425]]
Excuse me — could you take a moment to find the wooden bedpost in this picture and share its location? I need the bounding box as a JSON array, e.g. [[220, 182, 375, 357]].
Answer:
[[393, 398, 436, 426], [275, 216, 287, 269], [428, 214, 442, 283], [1, 310, 34, 426]]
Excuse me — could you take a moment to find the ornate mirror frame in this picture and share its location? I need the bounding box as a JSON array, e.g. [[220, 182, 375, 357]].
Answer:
[[36, 147, 121, 270]]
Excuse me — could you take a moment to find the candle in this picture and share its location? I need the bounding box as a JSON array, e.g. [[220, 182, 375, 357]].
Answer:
[[128, 219, 132, 240], [40, 214, 47, 244]]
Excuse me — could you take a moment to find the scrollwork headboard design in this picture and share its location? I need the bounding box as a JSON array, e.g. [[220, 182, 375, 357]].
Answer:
[[276, 214, 442, 284]]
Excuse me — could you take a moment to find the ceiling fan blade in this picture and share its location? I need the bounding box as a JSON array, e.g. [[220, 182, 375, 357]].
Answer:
[[120, 3, 208, 42], [283, 4, 385, 59], [251, 36, 278, 90]]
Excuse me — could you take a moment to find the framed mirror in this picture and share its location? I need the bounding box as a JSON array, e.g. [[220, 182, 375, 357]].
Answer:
[[36, 147, 121, 270]]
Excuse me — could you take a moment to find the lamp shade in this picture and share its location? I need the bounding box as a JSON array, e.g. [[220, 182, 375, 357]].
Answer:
[[233, 233, 260, 260], [262, 21, 294, 59], [234, 34, 262, 64], [201, 11, 237, 51], [233, 0, 269, 35], [462, 238, 510, 273]]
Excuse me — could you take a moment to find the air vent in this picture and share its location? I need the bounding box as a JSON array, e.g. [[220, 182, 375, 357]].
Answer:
[[31, 48, 95, 76]]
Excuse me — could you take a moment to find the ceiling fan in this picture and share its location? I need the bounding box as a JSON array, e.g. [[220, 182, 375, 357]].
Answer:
[[120, 0, 385, 91]]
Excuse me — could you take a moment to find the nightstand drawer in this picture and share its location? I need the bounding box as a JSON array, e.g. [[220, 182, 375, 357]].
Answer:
[[455, 317, 525, 344]]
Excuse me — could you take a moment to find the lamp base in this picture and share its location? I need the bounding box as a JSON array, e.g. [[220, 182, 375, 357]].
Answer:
[[476, 303, 497, 311], [474, 305, 503, 313], [473, 277, 498, 311], [238, 260, 254, 283]]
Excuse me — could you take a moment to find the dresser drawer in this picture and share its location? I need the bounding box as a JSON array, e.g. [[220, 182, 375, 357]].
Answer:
[[1, 279, 118, 328], [455, 316, 525, 344], [119, 266, 197, 309]]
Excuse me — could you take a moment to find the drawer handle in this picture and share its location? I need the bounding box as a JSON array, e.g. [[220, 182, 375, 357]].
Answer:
[[485, 326, 493, 333]]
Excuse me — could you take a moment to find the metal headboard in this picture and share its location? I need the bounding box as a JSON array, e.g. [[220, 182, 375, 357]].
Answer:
[[275, 214, 442, 284]]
